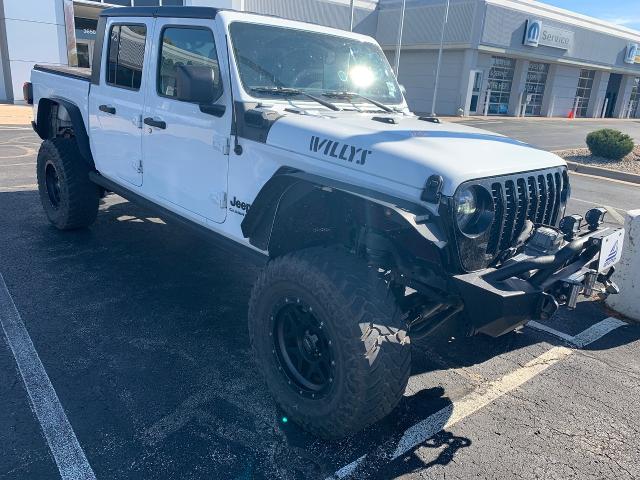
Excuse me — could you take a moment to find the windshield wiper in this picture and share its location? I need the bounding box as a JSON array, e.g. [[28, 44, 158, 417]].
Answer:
[[321, 91, 395, 113], [250, 86, 341, 112]]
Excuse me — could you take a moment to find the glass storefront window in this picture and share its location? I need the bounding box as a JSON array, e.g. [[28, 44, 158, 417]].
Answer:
[[574, 69, 595, 118], [486, 56, 515, 115], [629, 77, 639, 118], [524, 62, 549, 116]]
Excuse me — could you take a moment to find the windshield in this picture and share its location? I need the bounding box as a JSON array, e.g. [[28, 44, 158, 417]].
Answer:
[[229, 22, 403, 105]]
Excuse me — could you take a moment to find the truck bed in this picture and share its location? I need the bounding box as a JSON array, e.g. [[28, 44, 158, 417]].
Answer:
[[33, 64, 91, 82], [31, 65, 92, 135]]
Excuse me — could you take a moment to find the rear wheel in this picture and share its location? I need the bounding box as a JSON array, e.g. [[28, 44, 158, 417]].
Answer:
[[248, 246, 411, 439], [36, 138, 99, 230]]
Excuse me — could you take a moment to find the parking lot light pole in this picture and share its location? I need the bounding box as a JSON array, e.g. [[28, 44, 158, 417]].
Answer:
[[431, 0, 450, 116], [393, 0, 407, 77]]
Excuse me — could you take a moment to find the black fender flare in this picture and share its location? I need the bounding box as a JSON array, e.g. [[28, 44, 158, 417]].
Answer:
[[241, 168, 447, 253], [34, 97, 95, 169]]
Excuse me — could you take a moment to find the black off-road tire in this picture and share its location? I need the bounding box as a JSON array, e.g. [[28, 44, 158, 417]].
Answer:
[[36, 138, 99, 230], [248, 246, 411, 439]]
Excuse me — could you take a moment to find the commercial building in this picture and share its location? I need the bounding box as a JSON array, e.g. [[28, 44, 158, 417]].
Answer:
[[1, 0, 639, 119]]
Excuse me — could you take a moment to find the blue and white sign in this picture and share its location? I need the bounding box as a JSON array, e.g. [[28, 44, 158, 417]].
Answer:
[[524, 19, 541, 47], [523, 19, 573, 50], [625, 43, 639, 64]]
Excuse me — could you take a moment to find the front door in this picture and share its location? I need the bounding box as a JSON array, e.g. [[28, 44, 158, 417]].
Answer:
[[89, 19, 153, 187], [141, 19, 231, 224]]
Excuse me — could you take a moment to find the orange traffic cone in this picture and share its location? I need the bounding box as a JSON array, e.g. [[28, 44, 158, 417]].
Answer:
[[568, 109, 575, 119]]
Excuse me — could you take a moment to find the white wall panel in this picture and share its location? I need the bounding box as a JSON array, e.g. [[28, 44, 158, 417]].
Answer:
[[1, 0, 66, 102], [4, 20, 67, 63], [2, 0, 65, 24], [387, 49, 465, 115]]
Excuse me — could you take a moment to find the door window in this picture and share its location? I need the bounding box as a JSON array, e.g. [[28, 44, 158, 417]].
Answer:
[[106, 24, 147, 90], [524, 62, 549, 116], [574, 69, 595, 118], [157, 27, 222, 102], [486, 56, 515, 115], [470, 71, 482, 113]]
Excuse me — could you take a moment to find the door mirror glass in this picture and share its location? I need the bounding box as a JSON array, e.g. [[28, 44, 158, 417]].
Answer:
[[176, 65, 220, 104]]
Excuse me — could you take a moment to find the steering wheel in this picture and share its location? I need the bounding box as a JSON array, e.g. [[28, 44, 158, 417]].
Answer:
[[291, 68, 323, 89]]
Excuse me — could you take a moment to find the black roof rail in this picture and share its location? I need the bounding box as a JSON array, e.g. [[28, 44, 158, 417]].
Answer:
[[100, 6, 219, 19]]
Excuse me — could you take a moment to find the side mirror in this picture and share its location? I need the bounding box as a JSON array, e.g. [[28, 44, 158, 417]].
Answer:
[[175, 64, 222, 105]]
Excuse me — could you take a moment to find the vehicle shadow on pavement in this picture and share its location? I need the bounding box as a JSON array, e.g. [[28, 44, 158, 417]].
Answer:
[[0, 191, 636, 480]]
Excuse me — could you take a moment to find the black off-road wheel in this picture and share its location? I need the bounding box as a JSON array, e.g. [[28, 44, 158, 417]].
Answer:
[[248, 246, 411, 439], [36, 138, 99, 230]]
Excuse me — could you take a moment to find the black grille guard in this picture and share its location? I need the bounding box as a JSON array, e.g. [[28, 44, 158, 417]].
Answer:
[[452, 225, 618, 337]]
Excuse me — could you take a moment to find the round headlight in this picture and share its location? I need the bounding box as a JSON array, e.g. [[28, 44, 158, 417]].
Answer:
[[454, 185, 495, 237], [455, 187, 477, 229]]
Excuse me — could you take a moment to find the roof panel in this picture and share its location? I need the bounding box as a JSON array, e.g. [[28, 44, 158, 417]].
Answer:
[[100, 6, 219, 19]]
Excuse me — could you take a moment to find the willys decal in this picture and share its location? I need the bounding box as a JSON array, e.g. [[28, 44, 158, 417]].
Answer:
[[309, 136, 372, 165]]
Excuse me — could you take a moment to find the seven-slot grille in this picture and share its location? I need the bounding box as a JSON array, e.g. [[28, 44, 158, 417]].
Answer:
[[487, 169, 566, 256]]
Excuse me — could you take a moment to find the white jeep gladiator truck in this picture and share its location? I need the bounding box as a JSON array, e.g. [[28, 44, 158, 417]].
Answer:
[[25, 6, 624, 439]]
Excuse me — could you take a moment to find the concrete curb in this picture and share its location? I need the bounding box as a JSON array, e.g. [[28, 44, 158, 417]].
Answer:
[[564, 161, 640, 185]]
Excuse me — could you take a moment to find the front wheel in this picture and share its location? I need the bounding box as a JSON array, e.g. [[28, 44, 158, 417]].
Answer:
[[248, 246, 411, 439]]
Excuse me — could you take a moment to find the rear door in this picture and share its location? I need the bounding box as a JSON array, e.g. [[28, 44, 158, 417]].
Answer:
[[141, 18, 231, 224], [89, 18, 154, 187]]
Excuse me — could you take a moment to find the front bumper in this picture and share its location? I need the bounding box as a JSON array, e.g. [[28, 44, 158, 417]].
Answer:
[[453, 223, 623, 337]]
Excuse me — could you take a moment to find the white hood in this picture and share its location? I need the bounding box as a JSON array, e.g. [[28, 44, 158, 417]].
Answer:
[[266, 111, 566, 197]]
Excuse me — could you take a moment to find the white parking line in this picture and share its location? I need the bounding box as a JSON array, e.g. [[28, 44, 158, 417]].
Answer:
[[0, 274, 96, 480], [528, 317, 627, 348], [327, 317, 627, 479], [527, 321, 576, 343], [570, 317, 627, 348]]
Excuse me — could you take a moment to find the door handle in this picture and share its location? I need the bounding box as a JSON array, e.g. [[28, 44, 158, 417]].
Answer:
[[143, 117, 166, 129], [99, 104, 116, 114]]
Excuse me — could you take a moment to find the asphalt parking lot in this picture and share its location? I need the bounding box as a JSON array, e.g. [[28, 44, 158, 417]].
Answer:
[[1, 124, 640, 480], [457, 117, 640, 151]]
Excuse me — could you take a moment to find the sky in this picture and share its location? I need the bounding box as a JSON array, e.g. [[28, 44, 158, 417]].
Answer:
[[541, 0, 640, 31]]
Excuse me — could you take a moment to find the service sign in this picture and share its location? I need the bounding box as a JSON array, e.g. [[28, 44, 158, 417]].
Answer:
[[624, 43, 639, 64], [523, 19, 573, 50]]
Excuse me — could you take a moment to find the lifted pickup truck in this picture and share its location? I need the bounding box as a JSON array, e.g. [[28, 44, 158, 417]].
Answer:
[[26, 6, 623, 439]]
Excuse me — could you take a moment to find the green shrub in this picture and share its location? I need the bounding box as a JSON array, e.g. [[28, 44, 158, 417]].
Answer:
[[586, 129, 634, 160]]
